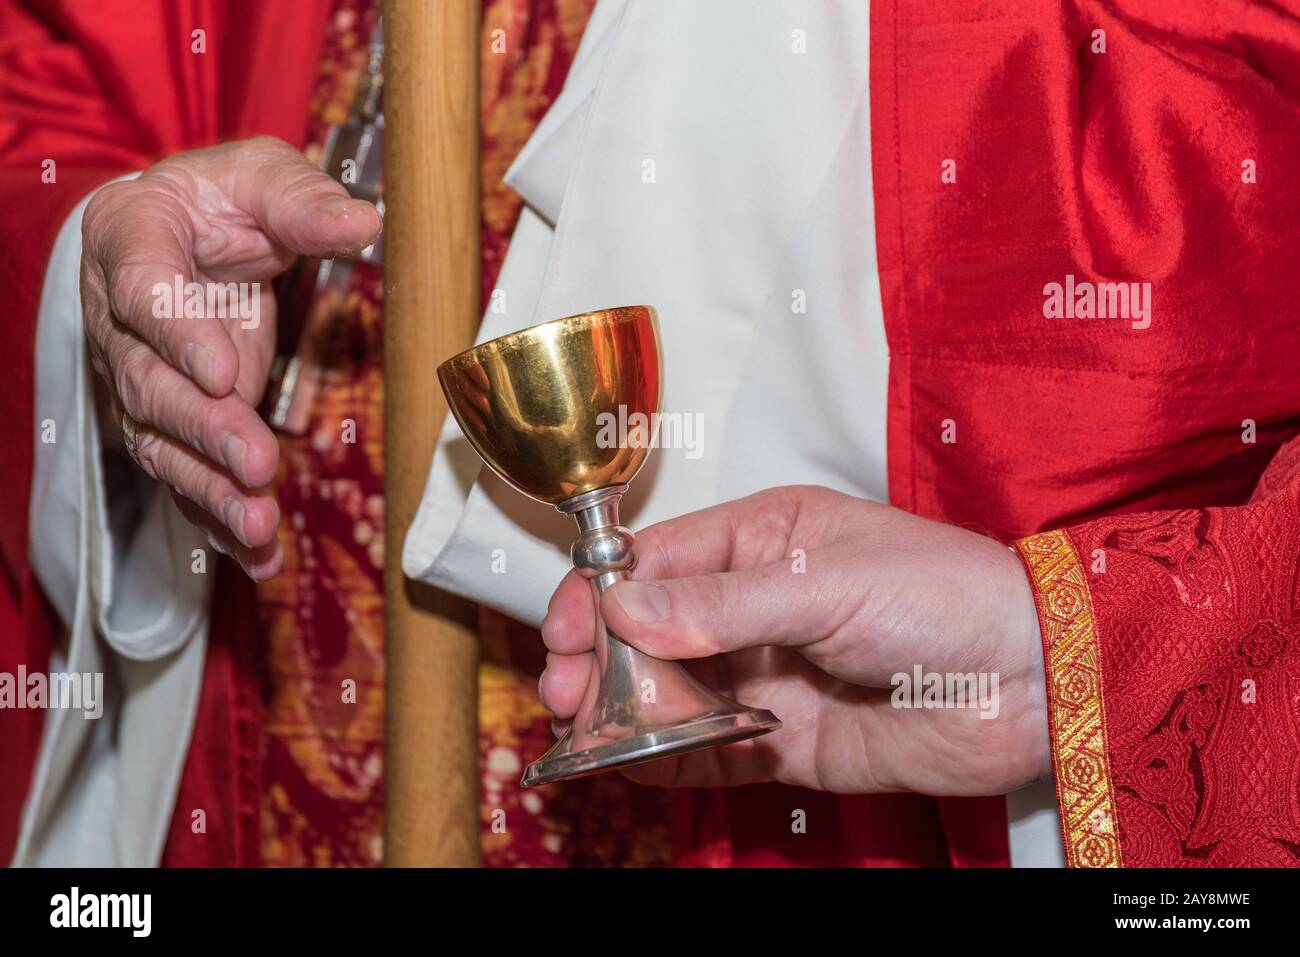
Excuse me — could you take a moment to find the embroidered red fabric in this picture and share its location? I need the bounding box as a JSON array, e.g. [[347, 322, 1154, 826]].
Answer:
[[1058, 436, 1300, 865]]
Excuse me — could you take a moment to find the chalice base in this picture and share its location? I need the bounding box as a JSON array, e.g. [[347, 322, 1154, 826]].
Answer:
[[521, 704, 781, 788]]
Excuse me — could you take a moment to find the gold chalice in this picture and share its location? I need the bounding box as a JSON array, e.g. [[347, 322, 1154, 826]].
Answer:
[[438, 305, 781, 787]]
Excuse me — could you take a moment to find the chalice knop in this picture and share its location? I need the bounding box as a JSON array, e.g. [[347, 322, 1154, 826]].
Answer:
[[438, 306, 781, 787]]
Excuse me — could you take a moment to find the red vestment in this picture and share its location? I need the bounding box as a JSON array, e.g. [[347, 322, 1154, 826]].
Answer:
[[872, 0, 1300, 866], [2, 0, 1298, 867]]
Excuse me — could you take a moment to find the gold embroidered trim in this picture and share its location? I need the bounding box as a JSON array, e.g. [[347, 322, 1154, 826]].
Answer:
[[1014, 529, 1122, 868]]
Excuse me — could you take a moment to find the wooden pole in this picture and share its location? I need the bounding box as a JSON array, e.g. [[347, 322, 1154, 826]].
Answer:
[[383, 0, 482, 867]]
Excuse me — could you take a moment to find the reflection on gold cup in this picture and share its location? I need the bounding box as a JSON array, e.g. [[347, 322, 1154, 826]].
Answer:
[[438, 306, 780, 787]]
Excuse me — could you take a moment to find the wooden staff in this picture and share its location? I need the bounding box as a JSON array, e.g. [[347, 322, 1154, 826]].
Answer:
[[382, 0, 482, 867]]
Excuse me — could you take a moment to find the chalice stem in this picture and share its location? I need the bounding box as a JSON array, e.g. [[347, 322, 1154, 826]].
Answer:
[[564, 486, 645, 731], [518, 484, 782, 786]]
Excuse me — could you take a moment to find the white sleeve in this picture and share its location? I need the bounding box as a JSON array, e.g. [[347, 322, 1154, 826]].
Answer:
[[19, 179, 212, 867], [29, 176, 212, 655], [403, 0, 886, 627]]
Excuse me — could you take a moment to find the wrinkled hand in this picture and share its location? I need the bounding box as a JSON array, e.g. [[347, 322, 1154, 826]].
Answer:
[[81, 136, 382, 579], [540, 485, 1050, 796]]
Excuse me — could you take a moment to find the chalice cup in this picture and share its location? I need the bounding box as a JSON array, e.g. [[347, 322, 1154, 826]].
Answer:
[[438, 305, 781, 787]]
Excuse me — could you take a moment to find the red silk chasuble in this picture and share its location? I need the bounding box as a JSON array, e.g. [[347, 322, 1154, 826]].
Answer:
[[873, 0, 1300, 866]]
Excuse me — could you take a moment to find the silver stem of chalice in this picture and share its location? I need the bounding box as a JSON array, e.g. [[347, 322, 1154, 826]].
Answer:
[[519, 485, 782, 788]]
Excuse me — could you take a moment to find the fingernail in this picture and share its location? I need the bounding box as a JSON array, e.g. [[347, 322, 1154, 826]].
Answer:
[[221, 433, 248, 483], [321, 196, 358, 218], [551, 718, 570, 740], [205, 533, 228, 556], [182, 343, 215, 392], [611, 581, 670, 623], [222, 498, 248, 546], [246, 541, 283, 583]]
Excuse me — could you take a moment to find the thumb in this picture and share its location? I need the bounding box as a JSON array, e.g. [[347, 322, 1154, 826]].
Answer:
[[228, 136, 382, 259], [599, 562, 840, 660]]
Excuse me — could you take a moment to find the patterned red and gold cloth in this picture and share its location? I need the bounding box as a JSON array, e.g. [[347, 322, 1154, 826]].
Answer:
[[1015, 446, 1300, 867], [2, 0, 1299, 868]]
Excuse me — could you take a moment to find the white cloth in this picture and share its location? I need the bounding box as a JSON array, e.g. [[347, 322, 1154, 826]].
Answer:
[[403, 0, 1064, 866], [1008, 780, 1066, 867], [19, 182, 212, 867], [403, 0, 890, 614]]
